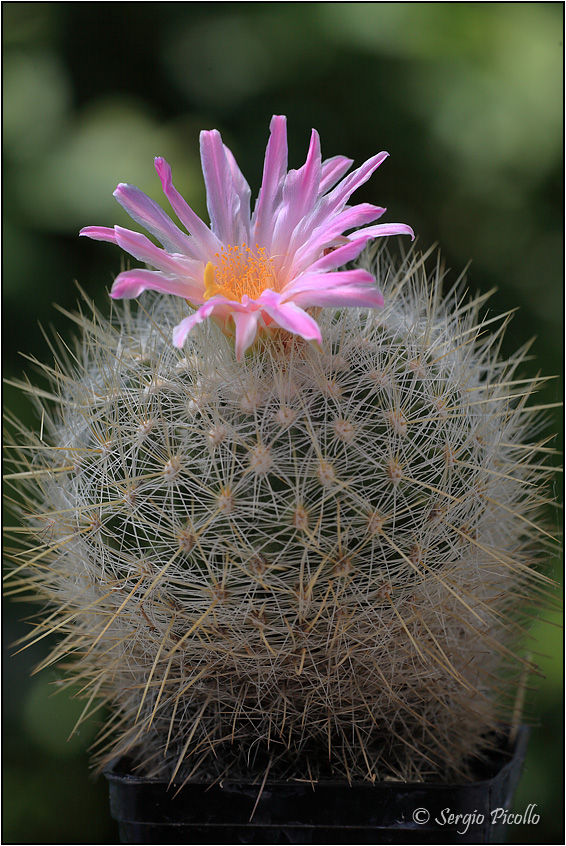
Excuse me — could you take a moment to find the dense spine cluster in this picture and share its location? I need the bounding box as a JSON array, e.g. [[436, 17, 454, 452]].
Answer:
[[5, 246, 557, 784]]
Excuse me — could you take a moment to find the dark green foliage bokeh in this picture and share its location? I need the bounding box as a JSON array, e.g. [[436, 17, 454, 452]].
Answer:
[[3, 3, 562, 843]]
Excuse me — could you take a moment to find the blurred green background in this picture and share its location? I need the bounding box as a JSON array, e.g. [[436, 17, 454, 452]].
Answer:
[[3, 3, 562, 843]]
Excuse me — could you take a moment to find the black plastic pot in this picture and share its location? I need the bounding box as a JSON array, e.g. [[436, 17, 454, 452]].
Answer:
[[105, 727, 529, 844]]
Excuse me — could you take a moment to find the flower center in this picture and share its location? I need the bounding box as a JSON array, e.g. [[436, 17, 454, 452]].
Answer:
[[203, 244, 277, 302]]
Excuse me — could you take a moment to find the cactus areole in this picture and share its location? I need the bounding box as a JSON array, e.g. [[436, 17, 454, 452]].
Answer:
[[5, 119, 557, 834]]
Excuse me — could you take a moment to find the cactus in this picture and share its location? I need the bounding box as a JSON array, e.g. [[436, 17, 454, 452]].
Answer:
[[5, 242, 557, 785]]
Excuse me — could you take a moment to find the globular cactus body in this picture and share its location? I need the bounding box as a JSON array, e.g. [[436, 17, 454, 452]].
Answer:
[[7, 247, 554, 783]]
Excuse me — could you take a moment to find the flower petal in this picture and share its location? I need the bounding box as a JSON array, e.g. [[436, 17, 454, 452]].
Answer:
[[257, 290, 323, 344], [79, 226, 118, 244], [283, 269, 384, 309], [110, 269, 203, 301], [319, 155, 354, 194], [200, 129, 246, 244], [302, 236, 374, 274], [289, 203, 386, 273], [223, 143, 252, 234], [153, 157, 223, 260], [252, 115, 288, 245], [348, 222, 415, 241], [113, 183, 197, 257], [269, 130, 324, 268], [277, 129, 322, 235], [283, 267, 375, 295], [313, 152, 389, 229], [172, 299, 221, 347], [232, 310, 261, 360], [172, 314, 199, 348], [113, 226, 200, 276]]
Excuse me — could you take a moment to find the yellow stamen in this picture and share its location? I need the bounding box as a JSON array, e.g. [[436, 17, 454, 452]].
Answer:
[[203, 261, 216, 300], [203, 244, 277, 302]]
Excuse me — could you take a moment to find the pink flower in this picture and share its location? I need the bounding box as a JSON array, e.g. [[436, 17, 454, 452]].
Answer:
[[80, 116, 413, 359]]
